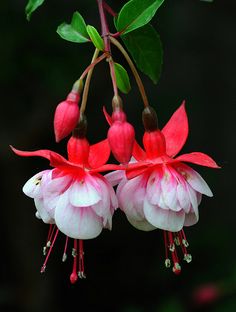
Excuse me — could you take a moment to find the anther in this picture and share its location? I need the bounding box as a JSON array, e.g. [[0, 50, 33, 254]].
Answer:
[[62, 253, 67, 262], [182, 239, 189, 247], [46, 241, 51, 248], [72, 248, 77, 257], [184, 254, 192, 263], [43, 246, 47, 256], [165, 258, 171, 268], [174, 237, 180, 246], [169, 243, 175, 252]]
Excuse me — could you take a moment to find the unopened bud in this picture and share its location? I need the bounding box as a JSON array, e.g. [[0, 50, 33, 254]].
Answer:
[[142, 106, 158, 131], [54, 89, 80, 142], [108, 108, 135, 164]]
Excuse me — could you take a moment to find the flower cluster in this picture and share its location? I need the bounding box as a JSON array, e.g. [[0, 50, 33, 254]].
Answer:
[[12, 0, 219, 284]]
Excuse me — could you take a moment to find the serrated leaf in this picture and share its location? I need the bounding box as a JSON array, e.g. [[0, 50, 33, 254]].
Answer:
[[117, 0, 165, 35], [114, 63, 131, 94], [25, 0, 45, 21], [86, 25, 104, 51], [57, 12, 89, 43], [121, 24, 163, 84]]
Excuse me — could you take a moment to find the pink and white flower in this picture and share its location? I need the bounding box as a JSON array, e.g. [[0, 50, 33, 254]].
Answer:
[[107, 102, 219, 273], [11, 134, 120, 282]]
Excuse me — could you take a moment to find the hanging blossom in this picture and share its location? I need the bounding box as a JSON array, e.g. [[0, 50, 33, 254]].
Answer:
[[11, 123, 121, 283], [106, 102, 219, 274]]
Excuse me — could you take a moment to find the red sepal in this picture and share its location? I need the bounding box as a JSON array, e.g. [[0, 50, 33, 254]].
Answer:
[[175, 152, 220, 168], [161, 101, 189, 157], [88, 139, 111, 168]]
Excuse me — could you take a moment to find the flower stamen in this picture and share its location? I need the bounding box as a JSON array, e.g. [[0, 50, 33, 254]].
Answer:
[[41, 228, 59, 273], [163, 229, 192, 274]]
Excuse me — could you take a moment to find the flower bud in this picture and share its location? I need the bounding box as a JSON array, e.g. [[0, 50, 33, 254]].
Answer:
[[108, 104, 135, 164], [54, 81, 83, 142]]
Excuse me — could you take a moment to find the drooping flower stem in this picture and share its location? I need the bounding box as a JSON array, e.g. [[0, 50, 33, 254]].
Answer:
[[110, 37, 149, 108], [79, 52, 107, 81], [108, 57, 119, 97], [80, 48, 100, 114]]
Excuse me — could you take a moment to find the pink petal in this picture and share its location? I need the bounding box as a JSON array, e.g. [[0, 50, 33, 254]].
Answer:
[[175, 152, 220, 168], [88, 139, 110, 168], [55, 192, 103, 239], [143, 198, 185, 232], [126, 216, 156, 231], [132, 140, 146, 161], [161, 101, 189, 157], [69, 177, 101, 207]]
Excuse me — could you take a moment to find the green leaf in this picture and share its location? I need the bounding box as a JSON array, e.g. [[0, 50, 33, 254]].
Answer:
[[57, 12, 89, 43], [114, 63, 131, 94], [25, 0, 45, 21], [117, 0, 165, 35], [86, 25, 104, 51], [121, 24, 163, 84]]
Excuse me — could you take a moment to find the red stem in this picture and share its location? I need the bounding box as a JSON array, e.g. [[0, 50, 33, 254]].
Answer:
[[103, 1, 117, 17], [97, 0, 110, 52]]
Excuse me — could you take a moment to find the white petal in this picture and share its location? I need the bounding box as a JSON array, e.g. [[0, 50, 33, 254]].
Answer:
[[176, 183, 191, 212], [34, 198, 54, 224], [161, 169, 179, 211], [104, 170, 125, 187], [118, 175, 147, 221], [91, 177, 116, 229], [55, 192, 103, 239], [126, 216, 156, 231], [143, 198, 185, 232], [146, 169, 162, 205], [69, 176, 101, 207], [177, 164, 213, 197], [186, 184, 199, 214], [23, 170, 51, 198]]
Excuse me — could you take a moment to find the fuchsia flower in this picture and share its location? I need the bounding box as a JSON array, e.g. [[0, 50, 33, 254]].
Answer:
[[108, 102, 219, 274], [11, 130, 120, 283]]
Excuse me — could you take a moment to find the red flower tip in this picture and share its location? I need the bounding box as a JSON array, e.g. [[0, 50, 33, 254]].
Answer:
[[143, 130, 166, 159], [70, 272, 78, 284], [67, 135, 90, 165], [108, 110, 135, 164], [53, 91, 80, 143]]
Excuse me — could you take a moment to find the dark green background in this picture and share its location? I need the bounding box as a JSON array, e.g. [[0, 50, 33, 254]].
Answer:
[[1, 1, 235, 311]]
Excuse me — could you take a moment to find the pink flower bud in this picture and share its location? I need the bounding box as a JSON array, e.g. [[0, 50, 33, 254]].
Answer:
[[108, 110, 135, 164], [54, 91, 80, 142]]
